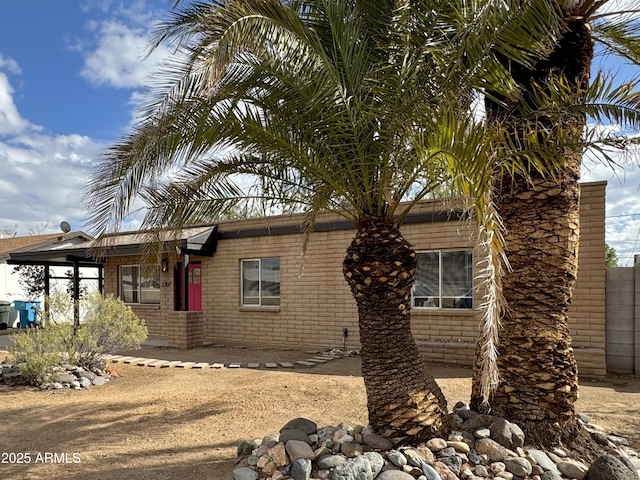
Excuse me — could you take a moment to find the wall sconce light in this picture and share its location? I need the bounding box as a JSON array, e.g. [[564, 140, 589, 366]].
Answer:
[[161, 259, 169, 272]]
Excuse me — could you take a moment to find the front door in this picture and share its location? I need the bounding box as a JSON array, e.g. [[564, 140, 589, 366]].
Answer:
[[174, 262, 203, 311], [187, 263, 202, 311]]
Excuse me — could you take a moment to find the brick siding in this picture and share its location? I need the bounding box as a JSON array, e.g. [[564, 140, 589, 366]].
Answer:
[[102, 182, 607, 375]]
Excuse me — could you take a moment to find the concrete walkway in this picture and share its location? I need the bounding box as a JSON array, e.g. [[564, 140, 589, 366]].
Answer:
[[104, 353, 341, 370], [1, 331, 343, 369]]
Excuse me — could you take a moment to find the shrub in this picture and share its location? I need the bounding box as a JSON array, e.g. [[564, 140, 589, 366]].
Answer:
[[9, 293, 147, 384], [75, 293, 148, 368], [10, 324, 76, 384]]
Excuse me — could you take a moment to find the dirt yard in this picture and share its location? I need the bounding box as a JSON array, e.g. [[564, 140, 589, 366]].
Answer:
[[0, 345, 639, 480]]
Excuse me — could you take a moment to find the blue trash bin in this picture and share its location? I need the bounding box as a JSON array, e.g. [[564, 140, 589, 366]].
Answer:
[[13, 300, 41, 328]]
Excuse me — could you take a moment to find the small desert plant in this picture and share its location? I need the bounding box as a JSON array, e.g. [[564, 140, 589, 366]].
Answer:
[[75, 293, 148, 368], [10, 324, 76, 384], [9, 293, 147, 384]]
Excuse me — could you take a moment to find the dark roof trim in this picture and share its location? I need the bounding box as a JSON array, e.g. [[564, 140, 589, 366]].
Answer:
[[218, 210, 465, 239]]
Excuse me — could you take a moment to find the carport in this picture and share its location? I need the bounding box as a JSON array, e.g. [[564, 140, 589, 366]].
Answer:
[[6, 234, 103, 328]]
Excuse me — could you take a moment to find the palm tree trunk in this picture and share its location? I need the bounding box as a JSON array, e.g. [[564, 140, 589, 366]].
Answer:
[[470, 14, 594, 446], [344, 217, 448, 442]]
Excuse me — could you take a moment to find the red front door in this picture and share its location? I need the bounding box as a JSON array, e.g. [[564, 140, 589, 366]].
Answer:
[[187, 263, 202, 311]]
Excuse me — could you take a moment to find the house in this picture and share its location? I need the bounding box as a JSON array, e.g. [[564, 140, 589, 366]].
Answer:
[[7, 182, 607, 375]]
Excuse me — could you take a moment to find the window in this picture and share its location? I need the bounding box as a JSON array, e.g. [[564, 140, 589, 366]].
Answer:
[[413, 250, 473, 309], [119, 265, 161, 304], [241, 258, 280, 306]]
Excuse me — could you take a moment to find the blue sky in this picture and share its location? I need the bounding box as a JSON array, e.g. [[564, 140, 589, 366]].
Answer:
[[0, 1, 639, 266]]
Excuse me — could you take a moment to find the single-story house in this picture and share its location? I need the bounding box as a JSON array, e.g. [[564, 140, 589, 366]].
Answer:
[[7, 182, 607, 375]]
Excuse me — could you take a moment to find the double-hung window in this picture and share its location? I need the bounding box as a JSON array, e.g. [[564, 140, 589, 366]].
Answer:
[[119, 265, 161, 304], [412, 250, 473, 309], [241, 258, 280, 306]]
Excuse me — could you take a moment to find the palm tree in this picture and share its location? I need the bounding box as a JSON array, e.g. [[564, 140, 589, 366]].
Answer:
[[470, 0, 640, 447], [86, 0, 571, 442]]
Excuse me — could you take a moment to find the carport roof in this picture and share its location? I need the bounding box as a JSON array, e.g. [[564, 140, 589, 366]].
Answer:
[[6, 225, 218, 266]]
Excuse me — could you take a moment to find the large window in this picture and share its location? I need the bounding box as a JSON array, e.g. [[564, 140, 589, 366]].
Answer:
[[413, 250, 473, 309], [241, 258, 280, 306], [119, 265, 161, 304]]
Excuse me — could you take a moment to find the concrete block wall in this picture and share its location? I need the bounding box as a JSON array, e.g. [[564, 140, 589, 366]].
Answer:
[[568, 181, 607, 376], [166, 311, 204, 349], [606, 263, 640, 374]]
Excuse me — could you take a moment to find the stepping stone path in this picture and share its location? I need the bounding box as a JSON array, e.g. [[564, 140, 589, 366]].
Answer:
[[234, 408, 640, 480], [103, 349, 345, 371]]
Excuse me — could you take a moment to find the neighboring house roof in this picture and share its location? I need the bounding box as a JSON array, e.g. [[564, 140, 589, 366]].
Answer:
[[0, 232, 94, 263]]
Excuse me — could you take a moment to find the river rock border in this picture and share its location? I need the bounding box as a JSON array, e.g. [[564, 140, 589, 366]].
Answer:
[[234, 403, 640, 480]]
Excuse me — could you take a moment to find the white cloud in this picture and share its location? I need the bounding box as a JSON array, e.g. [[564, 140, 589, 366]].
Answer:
[[0, 53, 21, 75], [0, 132, 106, 235], [0, 73, 31, 137], [80, 20, 170, 89]]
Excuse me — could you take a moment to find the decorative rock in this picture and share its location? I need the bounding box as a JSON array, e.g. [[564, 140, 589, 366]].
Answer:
[[495, 472, 513, 480], [280, 428, 312, 445], [262, 433, 280, 447], [557, 459, 588, 479], [420, 462, 443, 480], [438, 447, 456, 458], [448, 414, 464, 430], [608, 435, 630, 447], [79, 370, 96, 381], [281, 418, 318, 435], [490, 462, 506, 473], [552, 448, 567, 458], [317, 454, 347, 470], [434, 461, 459, 480], [504, 457, 532, 477], [546, 451, 563, 464], [426, 438, 448, 451], [475, 438, 510, 462], [528, 450, 561, 474], [376, 471, 416, 480], [340, 442, 363, 458], [268, 442, 288, 466], [440, 455, 462, 475], [364, 452, 385, 477], [457, 409, 478, 420], [92, 376, 106, 386], [489, 418, 525, 450], [474, 465, 489, 477], [467, 452, 485, 465], [330, 456, 373, 480], [79, 377, 92, 389], [353, 455, 374, 480], [541, 472, 563, 480], [291, 458, 312, 480], [233, 467, 259, 480], [362, 432, 394, 451], [54, 372, 77, 384], [447, 441, 470, 453], [285, 440, 315, 462], [388, 450, 408, 467], [586, 454, 638, 480], [314, 446, 331, 458], [404, 447, 435, 467]]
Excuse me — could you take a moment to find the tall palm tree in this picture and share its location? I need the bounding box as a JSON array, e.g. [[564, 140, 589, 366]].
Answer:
[[86, 0, 569, 442], [470, 0, 640, 447]]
